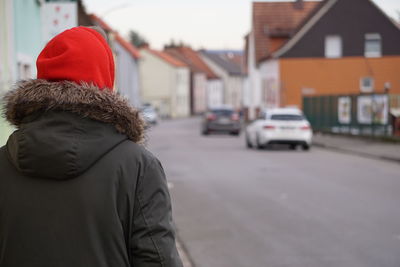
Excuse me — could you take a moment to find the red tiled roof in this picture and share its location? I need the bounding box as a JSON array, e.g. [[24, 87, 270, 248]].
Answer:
[[90, 14, 140, 59], [165, 47, 219, 79], [147, 49, 187, 68], [114, 33, 140, 59], [253, 1, 320, 63], [164, 49, 203, 73], [89, 14, 113, 32]]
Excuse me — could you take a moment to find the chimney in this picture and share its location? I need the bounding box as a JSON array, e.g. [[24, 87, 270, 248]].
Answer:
[[294, 0, 304, 10]]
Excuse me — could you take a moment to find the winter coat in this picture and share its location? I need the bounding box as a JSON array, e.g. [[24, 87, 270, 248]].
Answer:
[[0, 79, 183, 267]]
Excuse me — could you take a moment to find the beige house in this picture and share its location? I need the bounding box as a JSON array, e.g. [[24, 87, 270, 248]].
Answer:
[[165, 46, 224, 114], [139, 48, 190, 118]]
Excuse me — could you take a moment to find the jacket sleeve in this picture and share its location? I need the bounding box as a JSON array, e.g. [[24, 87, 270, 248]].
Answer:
[[131, 158, 183, 267]]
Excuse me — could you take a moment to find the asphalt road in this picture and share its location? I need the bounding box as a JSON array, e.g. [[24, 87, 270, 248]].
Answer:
[[147, 118, 400, 267]]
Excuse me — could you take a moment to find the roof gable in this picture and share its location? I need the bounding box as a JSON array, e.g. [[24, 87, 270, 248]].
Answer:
[[165, 47, 219, 79], [114, 33, 140, 59], [145, 49, 187, 68], [90, 14, 140, 59], [252, 1, 320, 63], [274, 0, 400, 58], [90, 14, 113, 32], [201, 51, 245, 76], [165, 49, 204, 73]]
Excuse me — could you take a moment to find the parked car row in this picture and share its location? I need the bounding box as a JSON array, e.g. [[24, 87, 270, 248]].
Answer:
[[201, 107, 313, 151]]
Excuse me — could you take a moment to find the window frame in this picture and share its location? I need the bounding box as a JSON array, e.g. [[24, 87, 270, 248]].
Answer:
[[360, 77, 374, 93], [364, 33, 382, 58]]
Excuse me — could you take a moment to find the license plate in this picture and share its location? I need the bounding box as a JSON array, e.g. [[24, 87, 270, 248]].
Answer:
[[280, 126, 295, 130], [219, 118, 230, 124]]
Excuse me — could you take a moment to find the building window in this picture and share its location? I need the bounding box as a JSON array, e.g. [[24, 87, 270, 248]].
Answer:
[[17, 62, 32, 80], [16, 53, 34, 80], [360, 77, 374, 93], [325, 35, 342, 58], [364, 33, 381, 58]]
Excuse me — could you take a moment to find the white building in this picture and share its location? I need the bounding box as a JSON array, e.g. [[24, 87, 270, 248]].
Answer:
[[165, 47, 223, 114], [139, 48, 190, 118], [113, 33, 141, 108], [206, 78, 224, 109], [201, 50, 245, 111], [90, 15, 142, 108]]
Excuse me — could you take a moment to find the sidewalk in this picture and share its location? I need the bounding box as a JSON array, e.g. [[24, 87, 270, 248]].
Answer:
[[176, 239, 193, 267], [313, 133, 400, 163]]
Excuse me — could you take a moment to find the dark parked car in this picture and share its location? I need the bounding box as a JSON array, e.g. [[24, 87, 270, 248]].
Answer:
[[202, 108, 241, 135]]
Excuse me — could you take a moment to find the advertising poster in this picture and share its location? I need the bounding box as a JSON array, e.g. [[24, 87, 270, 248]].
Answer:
[[357, 96, 372, 124], [338, 97, 351, 124], [372, 95, 388, 125], [42, 1, 77, 43], [357, 95, 389, 125]]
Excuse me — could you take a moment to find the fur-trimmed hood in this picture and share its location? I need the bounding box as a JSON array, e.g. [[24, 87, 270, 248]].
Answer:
[[3, 79, 145, 143], [2, 79, 146, 180]]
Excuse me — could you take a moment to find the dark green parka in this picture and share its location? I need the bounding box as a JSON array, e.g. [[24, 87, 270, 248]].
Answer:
[[0, 80, 183, 267]]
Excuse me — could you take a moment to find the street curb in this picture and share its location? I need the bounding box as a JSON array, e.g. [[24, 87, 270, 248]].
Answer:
[[313, 142, 400, 164], [176, 236, 195, 267]]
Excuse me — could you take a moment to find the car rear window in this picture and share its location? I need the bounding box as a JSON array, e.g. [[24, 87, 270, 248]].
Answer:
[[270, 114, 304, 121], [211, 109, 234, 116]]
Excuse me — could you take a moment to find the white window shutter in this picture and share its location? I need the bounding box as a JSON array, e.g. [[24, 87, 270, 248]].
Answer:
[[325, 35, 342, 58]]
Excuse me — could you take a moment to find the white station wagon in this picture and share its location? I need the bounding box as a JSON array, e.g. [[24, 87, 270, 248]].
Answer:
[[245, 108, 312, 150]]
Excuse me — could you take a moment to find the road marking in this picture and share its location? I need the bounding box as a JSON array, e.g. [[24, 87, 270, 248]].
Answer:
[[176, 239, 193, 267], [280, 193, 288, 201]]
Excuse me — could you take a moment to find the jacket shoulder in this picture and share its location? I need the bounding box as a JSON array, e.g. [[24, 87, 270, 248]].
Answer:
[[113, 140, 160, 168], [0, 145, 11, 167]]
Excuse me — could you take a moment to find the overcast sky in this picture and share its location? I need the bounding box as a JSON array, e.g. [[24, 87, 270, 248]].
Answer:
[[82, 0, 400, 50]]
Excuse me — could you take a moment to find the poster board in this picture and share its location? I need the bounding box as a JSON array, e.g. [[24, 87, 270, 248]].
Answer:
[[357, 95, 389, 125], [357, 96, 372, 124], [338, 96, 351, 124], [372, 95, 388, 125]]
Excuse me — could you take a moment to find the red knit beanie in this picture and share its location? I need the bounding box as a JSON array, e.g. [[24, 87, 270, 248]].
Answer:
[[37, 26, 115, 90]]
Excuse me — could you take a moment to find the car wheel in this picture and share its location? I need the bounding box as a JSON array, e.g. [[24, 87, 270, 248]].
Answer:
[[302, 144, 310, 151], [256, 134, 264, 150], [202, 129, 209, 135], [289, 144, 297, 150]]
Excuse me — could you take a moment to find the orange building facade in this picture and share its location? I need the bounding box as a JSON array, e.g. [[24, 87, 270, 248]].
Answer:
[[279, 56, 400, 107]]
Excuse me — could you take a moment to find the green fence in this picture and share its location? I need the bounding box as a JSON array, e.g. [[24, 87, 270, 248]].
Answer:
[[303, 94, 399, 136]]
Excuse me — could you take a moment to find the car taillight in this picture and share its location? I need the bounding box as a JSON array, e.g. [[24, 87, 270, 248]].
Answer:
[[300, 125, 311, 130], [207, 114, 217, 121], [263, 125, 276, 130], [231, 113, 239, 121]]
